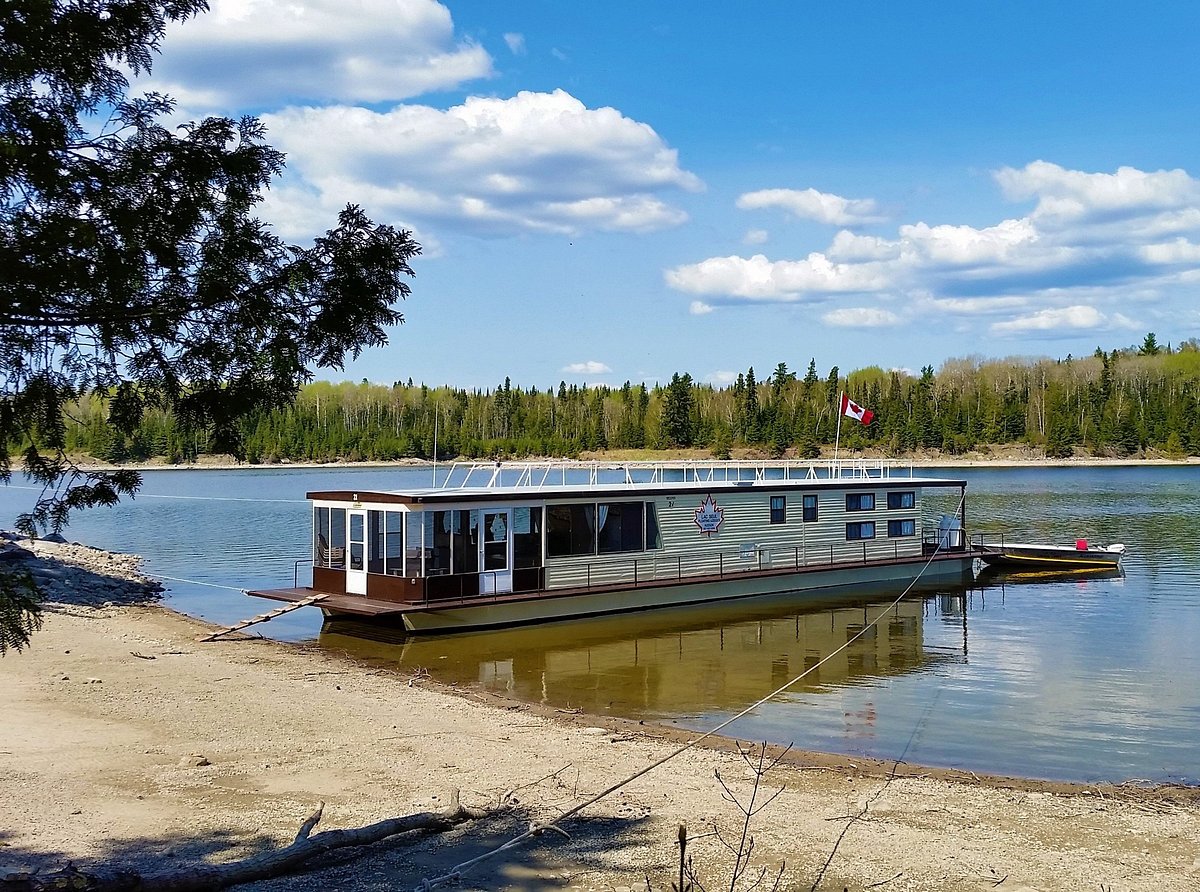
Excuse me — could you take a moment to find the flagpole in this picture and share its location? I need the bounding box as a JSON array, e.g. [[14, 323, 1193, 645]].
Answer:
[[833, 390, 844, 470]]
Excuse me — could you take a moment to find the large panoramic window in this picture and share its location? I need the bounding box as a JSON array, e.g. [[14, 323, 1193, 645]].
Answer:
[[888, 519, 916, 537], [547, 504, 596, 557], [846, 493, 875, 512], [887, 491, 915, 510], [769, 496, 786, 525], [598, 501, 645, 554], [846, 521, 876, 540]]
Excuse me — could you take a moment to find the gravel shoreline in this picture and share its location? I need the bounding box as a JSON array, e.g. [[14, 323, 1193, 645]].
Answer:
[[2, 541, 1199, 890]]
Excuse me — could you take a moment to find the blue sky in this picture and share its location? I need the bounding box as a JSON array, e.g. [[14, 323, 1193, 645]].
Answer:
[[141, 1, 1200, 389]]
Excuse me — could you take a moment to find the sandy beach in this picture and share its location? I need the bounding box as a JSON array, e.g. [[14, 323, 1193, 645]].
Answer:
[[2, 540, 1199, 891]]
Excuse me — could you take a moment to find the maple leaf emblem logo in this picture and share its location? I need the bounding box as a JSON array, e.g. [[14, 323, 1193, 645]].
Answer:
[[693, 494, 724, 536]]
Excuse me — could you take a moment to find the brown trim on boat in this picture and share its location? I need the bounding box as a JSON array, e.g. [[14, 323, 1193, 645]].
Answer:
[[312, 565, 346, 595]]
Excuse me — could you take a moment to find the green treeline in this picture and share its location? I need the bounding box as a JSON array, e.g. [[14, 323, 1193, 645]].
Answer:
[[57, 335, 1200, 464]]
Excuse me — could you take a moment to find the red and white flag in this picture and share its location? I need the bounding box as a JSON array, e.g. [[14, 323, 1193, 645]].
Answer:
[[840, 393, 874, 425]]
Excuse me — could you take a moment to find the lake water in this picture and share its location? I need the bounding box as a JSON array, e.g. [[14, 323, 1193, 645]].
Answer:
[[3, 464, 1197, 785]]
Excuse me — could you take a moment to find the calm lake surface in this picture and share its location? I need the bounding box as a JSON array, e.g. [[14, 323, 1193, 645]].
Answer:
[[3, 464, 1198, 785]]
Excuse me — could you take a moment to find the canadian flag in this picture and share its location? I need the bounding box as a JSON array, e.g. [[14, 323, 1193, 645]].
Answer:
[[841, 393, 874, 425]]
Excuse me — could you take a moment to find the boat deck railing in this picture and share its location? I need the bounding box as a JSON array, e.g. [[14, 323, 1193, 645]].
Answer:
[[407, 535, 971, 607], [433, 458, 917, 490]]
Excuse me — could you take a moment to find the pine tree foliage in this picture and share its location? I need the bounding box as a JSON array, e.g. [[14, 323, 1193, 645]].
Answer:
[[1, 0, 419, 651], [40, 337, 1200, 466]]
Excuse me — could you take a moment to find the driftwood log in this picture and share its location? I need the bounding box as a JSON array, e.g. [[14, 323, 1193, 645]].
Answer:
[[1, 793, 498, 892]]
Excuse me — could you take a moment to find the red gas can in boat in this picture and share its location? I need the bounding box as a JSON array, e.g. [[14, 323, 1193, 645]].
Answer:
[[1076, 538, 1088, 550]]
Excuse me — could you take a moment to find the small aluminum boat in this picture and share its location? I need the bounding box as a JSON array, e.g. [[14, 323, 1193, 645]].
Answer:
[[975, 539, 1126, 570]]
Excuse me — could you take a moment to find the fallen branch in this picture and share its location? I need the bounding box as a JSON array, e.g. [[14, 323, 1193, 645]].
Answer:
[[2, 793, 500, 892]]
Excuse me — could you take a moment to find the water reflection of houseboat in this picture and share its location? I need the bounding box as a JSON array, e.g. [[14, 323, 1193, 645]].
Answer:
[[319, 584, 965, 718], [249, 460, 973, 633]]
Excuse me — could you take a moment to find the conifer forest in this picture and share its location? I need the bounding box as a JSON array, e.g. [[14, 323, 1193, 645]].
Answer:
[[53, 335, 1200, 465]]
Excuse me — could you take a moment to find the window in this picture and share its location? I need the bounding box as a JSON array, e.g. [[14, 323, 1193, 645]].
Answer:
[[406, 510, 424, 575], [846, 493, 875, 512], [348, 511, 364, 571], [598, 501, 645, 553], [846, 521, 876, 540], [769, 495, 786, 524], [427, 510, 452, 575], [802, 494, 818, 523], [451, 510, 479, 574], [368, 510, 385, 573], [513, 507, 543, 568], [888, 519, 916, 537], [547, 504, 596, 557], [887, 491, 915, 510], [313, 507, 347, 568], [385, 511, 404, 574], [645, 502, 662, 549]]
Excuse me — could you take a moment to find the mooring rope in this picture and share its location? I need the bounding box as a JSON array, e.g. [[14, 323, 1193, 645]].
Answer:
[[3, 484, 306, 503], [416, 494, 970, 891], [147, 573, 249, 593]]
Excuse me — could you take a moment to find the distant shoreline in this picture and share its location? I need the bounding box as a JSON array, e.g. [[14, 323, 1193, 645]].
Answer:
[[73, 453, 1200, 472]]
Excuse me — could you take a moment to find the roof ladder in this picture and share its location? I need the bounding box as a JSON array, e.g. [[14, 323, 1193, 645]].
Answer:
[[201, 594, 328, 641]]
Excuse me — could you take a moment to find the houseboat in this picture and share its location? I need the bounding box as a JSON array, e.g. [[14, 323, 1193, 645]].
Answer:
[[247, 460, 975, 633]]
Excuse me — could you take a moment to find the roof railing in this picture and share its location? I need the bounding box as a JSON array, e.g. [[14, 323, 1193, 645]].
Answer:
[[434, 458, 913, 490]]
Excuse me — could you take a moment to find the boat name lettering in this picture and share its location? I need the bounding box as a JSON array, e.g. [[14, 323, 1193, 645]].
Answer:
[[693, 495, 724, 536]]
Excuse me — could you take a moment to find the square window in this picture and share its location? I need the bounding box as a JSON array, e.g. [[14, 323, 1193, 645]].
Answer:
[[769, 495, 786, 524], [887, 491, 915, 510], [846, 493, 875, 512], [846, 521, 876, 540], [888, 519, 916, 537], [802, 494, 818, 522]]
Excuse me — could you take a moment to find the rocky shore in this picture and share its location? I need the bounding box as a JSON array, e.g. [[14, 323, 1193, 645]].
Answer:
[[1, 531, 164, 609], [2, 541, 1199, 890]]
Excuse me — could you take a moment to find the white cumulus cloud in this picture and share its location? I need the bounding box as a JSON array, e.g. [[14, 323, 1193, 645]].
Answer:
[[689, 300, 715, 315], [263, 89, 702, 237], [668, 162, 1200, 340], [664, 253, 890, 300], [563, 361, 612, 375], [736, 188, 886, 226], [150, 0, 493, 109], [995, 161, 1200, 226]]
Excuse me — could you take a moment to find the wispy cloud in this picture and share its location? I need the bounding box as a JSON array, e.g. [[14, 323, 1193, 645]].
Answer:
[[823, 307, 900, 327], [742, 229, 769, 246], [563, 360, 612, 375], [504, 33, 526, 55], [689, 300, 714, 315], [737, 187, 886, 226], [990, 306, 1139, 335]]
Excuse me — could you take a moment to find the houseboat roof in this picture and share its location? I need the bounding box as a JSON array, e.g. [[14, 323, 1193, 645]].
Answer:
[[307, 460, 966, 505]]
